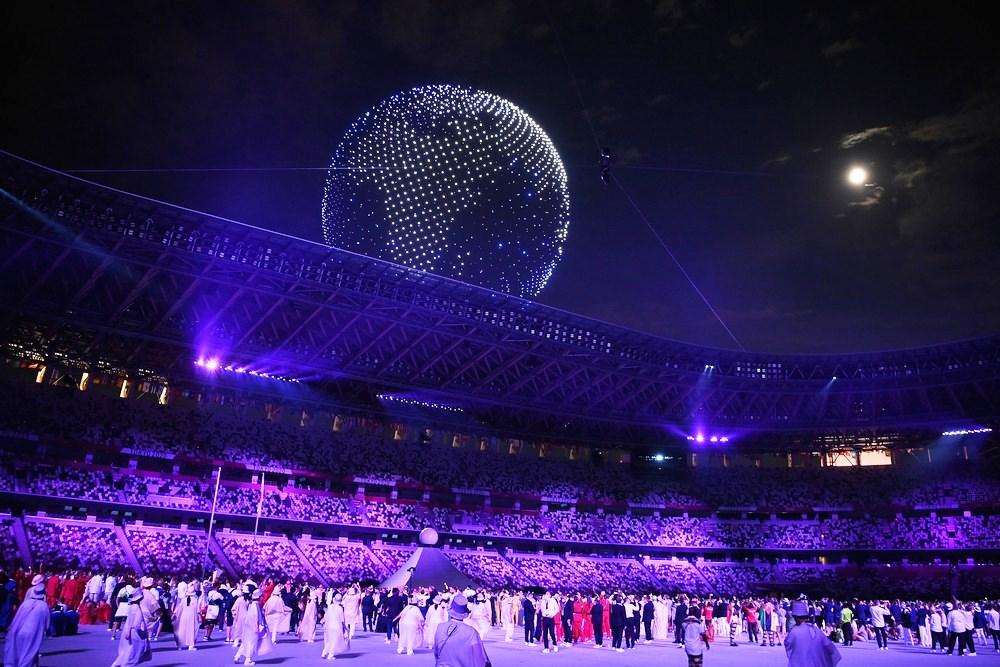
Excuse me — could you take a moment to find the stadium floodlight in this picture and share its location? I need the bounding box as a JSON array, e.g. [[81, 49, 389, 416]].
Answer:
[[195, 356, 299, 383], [941, 427, 993, 436]]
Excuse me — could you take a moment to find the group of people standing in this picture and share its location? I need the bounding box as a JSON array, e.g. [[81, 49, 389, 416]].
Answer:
[[4, 564, 1000, 667]]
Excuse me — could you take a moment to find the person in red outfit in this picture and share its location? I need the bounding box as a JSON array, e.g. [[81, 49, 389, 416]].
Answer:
[[60, 572, 81, 611], [572, 594, 586, 642], [45, 574, 60, 608], [79, 600, 95, 625], [702, 602, 714, 642], [581, 598, 593, 642], [600, 593, 611, 638]]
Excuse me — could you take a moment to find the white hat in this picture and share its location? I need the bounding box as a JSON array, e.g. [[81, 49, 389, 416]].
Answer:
[[141, 576, 154, 588], [31, 574, 44, 586]]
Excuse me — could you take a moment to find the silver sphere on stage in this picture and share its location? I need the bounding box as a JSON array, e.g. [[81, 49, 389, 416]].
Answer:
[[418, 527, 439, 546]]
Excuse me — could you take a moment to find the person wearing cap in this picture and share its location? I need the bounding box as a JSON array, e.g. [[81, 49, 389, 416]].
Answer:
[[682, 606, 709, 667], [263, 583, 290, 644], [229, 584, 250, 647], [138, 577, 161, 642], [321, 592, 350, 660], [173, 581, 199, 651], [426, 595, 448, 648], [396, 596, 425, 655], [234, 588, 273, 665], [785, 599, 841, 667], [433, 594, 488, 667], [3, 576, 50, 667], [111, 588, 152, 667]]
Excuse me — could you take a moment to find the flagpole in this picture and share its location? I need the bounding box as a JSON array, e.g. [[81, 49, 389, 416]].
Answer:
[[203, 466, 222, 578], [252, 471, 265, 574]]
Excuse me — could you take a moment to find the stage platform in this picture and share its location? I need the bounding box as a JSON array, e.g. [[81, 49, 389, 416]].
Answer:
[[30, 624, 1000, 666]]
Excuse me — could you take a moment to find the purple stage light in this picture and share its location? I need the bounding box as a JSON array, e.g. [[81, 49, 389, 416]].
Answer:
[[193, 356, 299, 383], [695, 433, 705, 443]]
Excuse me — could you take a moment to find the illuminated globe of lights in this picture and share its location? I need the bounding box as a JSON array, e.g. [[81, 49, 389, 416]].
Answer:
[[322, 85, 570, 298]]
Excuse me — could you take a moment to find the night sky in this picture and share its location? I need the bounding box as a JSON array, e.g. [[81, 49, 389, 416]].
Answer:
[[3, 1, 998, 353]]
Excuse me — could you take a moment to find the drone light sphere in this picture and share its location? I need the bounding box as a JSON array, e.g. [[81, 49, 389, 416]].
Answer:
[[322, 85, 570, 298]]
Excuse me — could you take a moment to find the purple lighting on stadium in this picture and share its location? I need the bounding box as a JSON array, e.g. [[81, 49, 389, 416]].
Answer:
[[195, 356, 299, 383], [195, 357, 220, 371], [687, 433, 729, 444]]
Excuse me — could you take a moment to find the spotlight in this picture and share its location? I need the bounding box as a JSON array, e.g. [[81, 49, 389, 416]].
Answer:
[[941, 427, 993, 436], [695, 434, 705, 443]]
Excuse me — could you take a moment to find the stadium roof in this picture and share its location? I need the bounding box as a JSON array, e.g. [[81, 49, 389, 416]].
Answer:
[[1, 150, 998, 438]]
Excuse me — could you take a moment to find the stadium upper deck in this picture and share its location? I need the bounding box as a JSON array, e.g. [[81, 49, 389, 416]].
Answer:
[[1, 150, 997, 441]]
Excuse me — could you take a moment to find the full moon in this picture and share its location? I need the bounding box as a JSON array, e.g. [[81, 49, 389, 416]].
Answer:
[[322, 85, 571, 298], [847, 166, 868, 186]]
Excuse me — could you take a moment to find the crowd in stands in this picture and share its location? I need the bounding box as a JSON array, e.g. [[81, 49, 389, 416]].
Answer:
[[4, 454, 1000, 552], [3, 379, 1000, 514], [127, 527, 221, 578], [215, 534, 311, 581], [298, 541, 384, 584], [24, 520, 129, 572], [2, 514, 1000, 599]]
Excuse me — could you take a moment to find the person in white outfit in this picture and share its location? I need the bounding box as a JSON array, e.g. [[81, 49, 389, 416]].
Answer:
[[425, 595, 448, 649], [321, 593, 350, 660], [500, 592, 516, 642], [172, 582, 199, 651], [342, 585, 361, 639], [298, 590, 319, 643], [395, 597, 425, 655]]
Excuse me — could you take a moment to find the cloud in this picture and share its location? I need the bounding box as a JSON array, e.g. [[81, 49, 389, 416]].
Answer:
[[840, 125, 891, 148], [848, 185, 885, 208], [906, 91, 1000, 150], [728, 25, 758, 48], [648, 93, 668, 107], [761, 153, 790, 168], [822, 37, 861, 59], [893, 160, 930, 189]]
